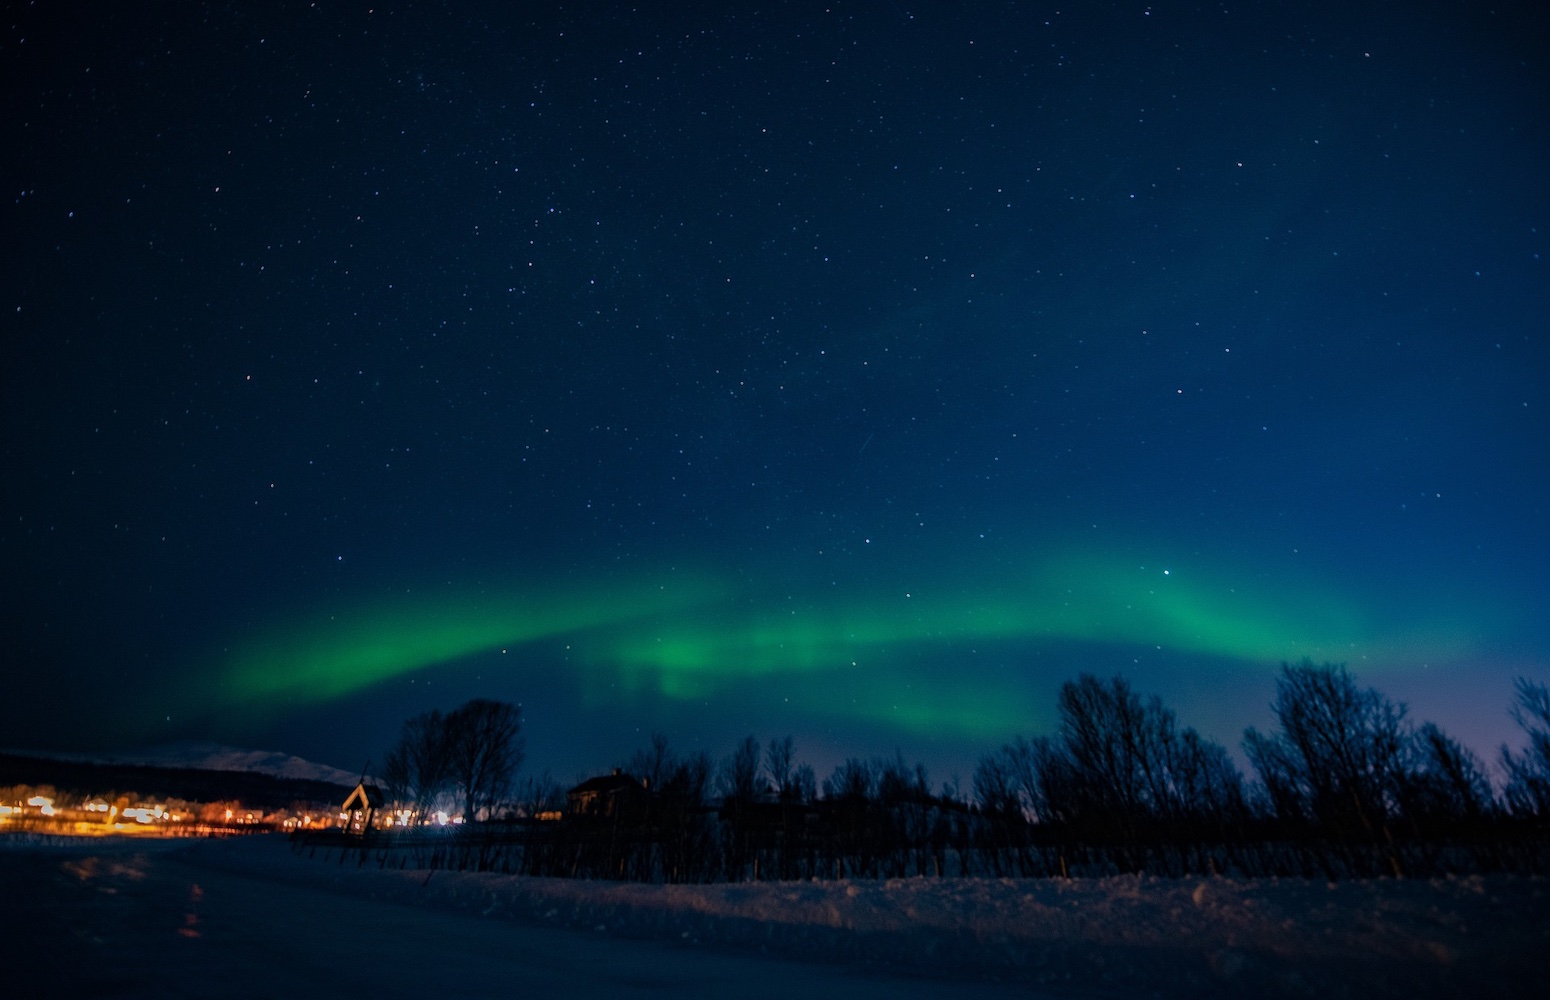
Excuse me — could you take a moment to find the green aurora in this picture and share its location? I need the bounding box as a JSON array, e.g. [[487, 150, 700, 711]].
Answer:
[[213, 548, 1492, 739], [219, 572, 725, 703]]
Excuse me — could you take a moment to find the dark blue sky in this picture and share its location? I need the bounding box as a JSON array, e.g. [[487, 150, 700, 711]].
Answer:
[[4, 1, 1546, 784]]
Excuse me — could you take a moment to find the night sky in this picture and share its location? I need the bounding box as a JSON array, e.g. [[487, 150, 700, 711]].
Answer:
[[4, 2, 1546, 785]]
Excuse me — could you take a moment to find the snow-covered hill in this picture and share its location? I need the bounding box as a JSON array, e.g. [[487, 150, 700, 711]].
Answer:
[[4, 742, 366, 787]]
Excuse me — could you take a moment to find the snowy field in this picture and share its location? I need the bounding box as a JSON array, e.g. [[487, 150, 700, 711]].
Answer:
[[3, 832, 1544, 998]]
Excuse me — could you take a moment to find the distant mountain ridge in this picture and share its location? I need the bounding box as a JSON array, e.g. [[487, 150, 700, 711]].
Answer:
[[3, 742, 368, 788]]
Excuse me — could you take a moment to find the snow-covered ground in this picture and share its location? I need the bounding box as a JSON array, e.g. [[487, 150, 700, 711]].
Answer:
[[4, 832, 1543, 998], [201, 835, 1542, 997]]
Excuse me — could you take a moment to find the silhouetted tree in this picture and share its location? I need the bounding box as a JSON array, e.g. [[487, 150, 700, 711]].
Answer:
[[384, 707, 453, 820], [876, 753, 931, 804], [1014, 735, 1074, 825], [717, 734, 768, 878], [972, 745, 1022, 817], [877, 752, 937, 876], [1056, 674, 1166, 832], [766, 736, 797, 800], [1168, 727, 1251, 824], [380, 744, 412, 811], [791, 763, 818, 803], [513, 771, 564, 818], [659, 749, 716, 881], [973, 676, 1246, 875], [445, 698, 525, 822], [823, 758, 876, 801], [972, 741, 1035, 875], [719, 734, 766, 802], [1051, 674, 1244, 832], [1501, 677, 1550, 819], [1243, 661, 1408, 865], [627, 732, 675, 792], [1399, 722, 1493, 824], [336, 669, 1545, 884], [1242, 724, 1306, 823]]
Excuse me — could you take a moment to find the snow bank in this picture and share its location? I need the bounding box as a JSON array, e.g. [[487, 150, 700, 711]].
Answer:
[[177, 835, 1544, 998]]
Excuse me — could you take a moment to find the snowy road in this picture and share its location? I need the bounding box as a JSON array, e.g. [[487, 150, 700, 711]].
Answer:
[[0, 841, 1042, 999]]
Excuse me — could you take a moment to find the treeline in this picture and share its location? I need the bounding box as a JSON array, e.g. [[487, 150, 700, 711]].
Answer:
[[333, 662, 1550, 882], [969, 663, 1548, 879]]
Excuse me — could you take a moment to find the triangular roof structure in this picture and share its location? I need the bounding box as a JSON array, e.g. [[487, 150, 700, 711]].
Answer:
[[343, 781, 384, 810]]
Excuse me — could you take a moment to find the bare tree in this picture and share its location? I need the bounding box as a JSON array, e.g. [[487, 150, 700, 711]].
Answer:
[[791, 763, 818, 803], [1243, 725, 1306, 823], [1056, 674, 1163, 832], [1243, 660, 1408, 846], [385, 708, 453, 820], [1047, 674, 1244, 834], [1501, 677, 1550, 819], [766, 736, 797, 800], [665, 750, 714, 806], [659, 750, 716, 882], [1400, 722, 1493, 823], [381, 742, 413, 811], [975, 674, 1245, 878], [445, 698, 525, 822], [876, 753, 931, 805], [823, 758, 877, 801], [627, 732, 675, 791], [513, 771, 565, 818], [1169, 727, 1249, 824], [719, 734, 766, 802], [972, 746, 1021, 817]]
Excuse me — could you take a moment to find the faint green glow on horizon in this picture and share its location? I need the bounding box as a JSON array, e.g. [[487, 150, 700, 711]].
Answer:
[[831, 671, 1045, 738], [216, 546, 1491, 738]]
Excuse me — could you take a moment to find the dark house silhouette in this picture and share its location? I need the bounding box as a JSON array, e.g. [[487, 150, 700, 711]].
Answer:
[[566, 769, 646, 818]]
